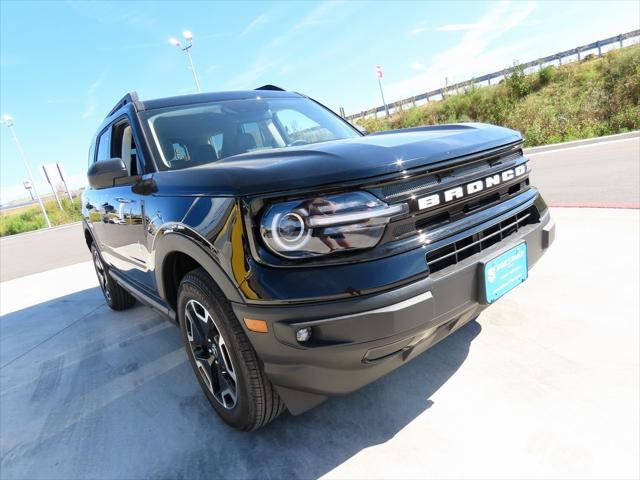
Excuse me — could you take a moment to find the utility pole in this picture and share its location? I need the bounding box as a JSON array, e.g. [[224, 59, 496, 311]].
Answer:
[[375, 65, 389, 117], [170, 30, 201, 92], [1, 114, 52, 227]]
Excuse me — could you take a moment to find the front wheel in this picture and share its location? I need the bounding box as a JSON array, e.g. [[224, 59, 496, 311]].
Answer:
[[177, 268, 285, 431]]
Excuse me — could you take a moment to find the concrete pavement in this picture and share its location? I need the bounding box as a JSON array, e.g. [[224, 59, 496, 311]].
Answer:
[[1, 208, 638, 479]]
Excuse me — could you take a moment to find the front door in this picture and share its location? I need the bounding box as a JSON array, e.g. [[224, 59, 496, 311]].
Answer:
[[92, 117, 155, 291]]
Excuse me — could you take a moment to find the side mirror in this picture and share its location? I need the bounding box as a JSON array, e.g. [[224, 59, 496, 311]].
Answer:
[[355, 125, 368, 135], [87, 158, 128, 189]]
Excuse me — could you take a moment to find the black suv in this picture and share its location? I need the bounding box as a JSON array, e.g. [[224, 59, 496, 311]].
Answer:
[[82, 87, 555, 431]]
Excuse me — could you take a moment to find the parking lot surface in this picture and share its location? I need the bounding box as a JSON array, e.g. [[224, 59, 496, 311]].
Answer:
[[1, 207, 639, 479]]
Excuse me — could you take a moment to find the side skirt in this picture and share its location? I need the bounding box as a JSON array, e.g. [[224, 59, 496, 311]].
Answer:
[[109, 269, 177, 323]]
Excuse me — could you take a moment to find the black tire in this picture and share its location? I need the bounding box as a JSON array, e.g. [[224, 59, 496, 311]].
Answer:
[[177, 268, 285, 431], [91, 244, 136, 311]]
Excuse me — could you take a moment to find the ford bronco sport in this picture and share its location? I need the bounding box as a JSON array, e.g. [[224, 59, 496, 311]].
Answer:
[[82, 86, 555, 431]]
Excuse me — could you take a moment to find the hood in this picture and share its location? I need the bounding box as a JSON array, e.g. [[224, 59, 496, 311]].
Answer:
[[153, 123, 522, 197]]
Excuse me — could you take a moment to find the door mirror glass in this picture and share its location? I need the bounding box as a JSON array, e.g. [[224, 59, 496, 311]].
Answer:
[[87, 158, 128, 189]]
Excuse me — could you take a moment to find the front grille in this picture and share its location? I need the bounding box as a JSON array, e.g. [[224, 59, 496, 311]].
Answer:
[[382, 175, 438, 199], [374, 142, 531, 251], [380, 147, 523, 201], [425, 206, 538, 273]]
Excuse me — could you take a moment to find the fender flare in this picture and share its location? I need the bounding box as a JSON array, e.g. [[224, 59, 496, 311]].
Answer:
[[153, 231, 244, 305], [82, 220, 97, 250]]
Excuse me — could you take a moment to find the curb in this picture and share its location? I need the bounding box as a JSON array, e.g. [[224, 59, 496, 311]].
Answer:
[[525, 131, 639, 154], [0, 221, 83, 241], [549, 203, 640, 210]]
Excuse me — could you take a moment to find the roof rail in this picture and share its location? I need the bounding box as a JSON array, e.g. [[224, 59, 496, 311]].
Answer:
[[105, 91, 140, 118], [255, 84, 285, 91]]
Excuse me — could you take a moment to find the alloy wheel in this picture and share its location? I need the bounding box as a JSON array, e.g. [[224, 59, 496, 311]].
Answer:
[[184, 299, 238, 409], [93, 250, 111, 301]]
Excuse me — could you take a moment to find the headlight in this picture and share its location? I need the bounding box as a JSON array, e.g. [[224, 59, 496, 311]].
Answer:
[[260, 191, 407, 259]]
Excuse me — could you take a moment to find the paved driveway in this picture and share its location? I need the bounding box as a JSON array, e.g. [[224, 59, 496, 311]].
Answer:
[[1, 208, 638, 479]]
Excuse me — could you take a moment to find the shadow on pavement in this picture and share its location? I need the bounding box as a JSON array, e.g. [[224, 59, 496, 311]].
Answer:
[[0, 287, 481, 479]]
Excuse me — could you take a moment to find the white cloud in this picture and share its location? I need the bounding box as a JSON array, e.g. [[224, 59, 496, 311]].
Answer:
[[437, 23, 482, 32], [81, 73, 105, 119], [81, 104, 96, 119], [279, 63, 294, 76], [226, 57, 281, 90], [410, 61, 426, 71], [386, 1, 538, 102], [87, 76, 103, 96], [67, 2, 157, 30], [294, 1, 344, 30], [100, 41, 165, 52], [241, 12, 270, 36], [201, 64, 217, 80], [226, 1, 356, 89], [408, 26, 427, 36], [118, 11, 157, 29]]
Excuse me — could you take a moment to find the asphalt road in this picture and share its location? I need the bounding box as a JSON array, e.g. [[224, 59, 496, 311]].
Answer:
[[0, 223, 88, 282], [1, 208, 638, 479], [528, 134, 639, 208], [0, 133, 638, 282]]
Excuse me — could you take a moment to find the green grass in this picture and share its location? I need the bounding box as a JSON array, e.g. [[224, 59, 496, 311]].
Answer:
[[0, 196, 83, 237], [358, 45, 640, 147]]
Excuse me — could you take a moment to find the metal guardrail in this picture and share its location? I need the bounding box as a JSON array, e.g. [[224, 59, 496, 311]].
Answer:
[[345, 30, 640, 122]]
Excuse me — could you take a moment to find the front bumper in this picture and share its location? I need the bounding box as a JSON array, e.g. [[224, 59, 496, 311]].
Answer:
[[232, 209, 555, 414]]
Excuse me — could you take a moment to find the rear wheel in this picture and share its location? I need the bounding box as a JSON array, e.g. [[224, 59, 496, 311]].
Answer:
[[91, 244, 136, 311], [177, 268, 285, 431]]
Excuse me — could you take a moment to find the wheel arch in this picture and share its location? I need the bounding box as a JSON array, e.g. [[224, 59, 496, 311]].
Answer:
[[154, 232, 244, 316], [83, 222, 96, 251]]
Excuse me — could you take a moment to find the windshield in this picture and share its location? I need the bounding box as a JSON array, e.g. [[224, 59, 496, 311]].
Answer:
[[141, 97, 360, 170]]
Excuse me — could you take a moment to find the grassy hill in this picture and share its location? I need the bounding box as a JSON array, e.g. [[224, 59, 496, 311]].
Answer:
[[358, 45, 639, 147], [0, 197, 82, 236]]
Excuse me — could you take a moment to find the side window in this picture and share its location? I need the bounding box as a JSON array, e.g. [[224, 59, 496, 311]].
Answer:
[[275, 109, 333, 144], [87, 142, 96, 167], [112, 120, 143, 176], [96, 128, 112, 162], [209, 133, 223, 158], [171, 143, 189, 161], [241, 122, 266, 148]]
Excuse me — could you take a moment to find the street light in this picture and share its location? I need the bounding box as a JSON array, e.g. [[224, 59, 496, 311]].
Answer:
[[169, 30, 201, 93], [1, 114, 52, 228]]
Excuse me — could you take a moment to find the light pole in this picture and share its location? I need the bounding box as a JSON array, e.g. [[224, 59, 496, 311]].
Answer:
[[1, 114, 52, 228], [169, 30, 201, 93], [375, 65, 389, 117]]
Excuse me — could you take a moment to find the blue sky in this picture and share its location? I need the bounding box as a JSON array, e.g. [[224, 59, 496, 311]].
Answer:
[[1, 0, 638, 203]]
